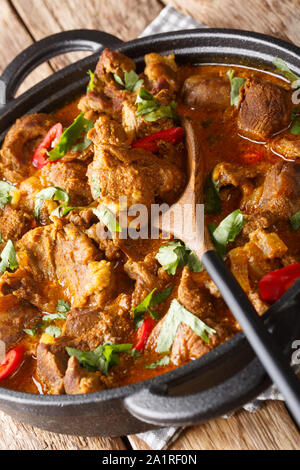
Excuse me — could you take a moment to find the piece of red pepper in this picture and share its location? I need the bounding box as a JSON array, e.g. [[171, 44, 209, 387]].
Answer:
[[132, 127, 185, 153], [241, 149, 263, 165], [32, 123, 63, 169], [135, 317, 156, 351], [0, 345, 25, 381], [259, 263, 300, 304]]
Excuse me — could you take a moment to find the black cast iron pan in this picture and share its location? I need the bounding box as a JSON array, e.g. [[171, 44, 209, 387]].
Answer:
[[0, 29, 299, 437]]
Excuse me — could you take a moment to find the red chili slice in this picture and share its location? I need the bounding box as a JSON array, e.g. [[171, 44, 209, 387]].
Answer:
[[132, 127, 185, 153], [259, 263, 300, 304], [241, 149, 263, 165], [32, 123, 63, 169], [0, 345, 25, 381], [135, 317, 156, 351]]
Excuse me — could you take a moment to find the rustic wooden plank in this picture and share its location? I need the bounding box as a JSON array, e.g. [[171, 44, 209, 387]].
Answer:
[[0, 410, 127, 450], [162, 0, 300, 46], [129, 401, 300, 450], [0, 0, 52, 95], [12, 0, 163, 73]]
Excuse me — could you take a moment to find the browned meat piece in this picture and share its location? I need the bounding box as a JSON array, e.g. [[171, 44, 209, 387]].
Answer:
[[0, 221, 115, 311], [256, 161, 300, 218], [270, 133, 300, 160], [18, 176, 44, 213], [0, 114, 57, 182], [177, 268, 214, 317], [79, 49, 136, 119], [41, 161, 93, 206], [229, 228, 287, 304], [144, 53, 178, 94], [95, 48, 136, 79], [212, 161, 269, 210], [170, 320, 232, 365], [182, 76, 230, 109], [88, 138, 185, 208], [212, 161, 267, 188], [122, 92, 174, 141], [64, 356, 106, 394], [242, 212, 277, 236], [0, 205, 32, 244], [88, 115, 130, 147], [124, 253, 170, 309], [86, 223, 122, 260], [0, 295, 41, 349], [64, 294, 132, 350], [37, 341, 69, 394], [238, 79, 291, 140]]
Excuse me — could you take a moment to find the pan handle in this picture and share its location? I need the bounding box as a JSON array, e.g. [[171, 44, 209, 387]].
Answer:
[[124, 357, 270, 427], [0, 29, 123, 106]]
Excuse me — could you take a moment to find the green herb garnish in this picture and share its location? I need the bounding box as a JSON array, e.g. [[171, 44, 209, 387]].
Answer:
[[56, 299, 70, 314], [136, 89, 177, 122], [114, 70, 144, 92], [51, 205, 76, 218], [227, 69, 245, 107], [44, 325, 62, 338], [156, 299, 216, 353], [47, 113, 93, 161], [92, 206, 121, 233], [66, 343, 132, 375], [144, 356, 170, 369], [273, 58, 300, 89], [0, 240, 18, 273], [208, 209, 245, 257], [87, 69, 95, 91], [23, 328, 37, 337], [204, 173, 221, 215], [34, 186, 69, 220], [290, 210, 300, 230], [0, 181, 17, 210], [131, 286, 173, 328], [155, 241, 203, 275]]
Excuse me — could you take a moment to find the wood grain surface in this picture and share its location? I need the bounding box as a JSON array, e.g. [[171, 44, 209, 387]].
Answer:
[[0, 0, 299, 451]]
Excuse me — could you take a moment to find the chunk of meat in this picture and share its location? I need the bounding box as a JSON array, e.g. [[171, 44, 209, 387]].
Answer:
[[0, 295, 41, 349], [182, 76, 230, 109], [170, 320, 232, 365], [78, 49, 135, 119], [37, 341, 69, 394], [212, 161, 269, 210], [122, 93, 174, 141], [88, 139, 185, 209], [88, 115, 130, 147], [86, 222, 122, 260], [256, 161, 300, 218], [95, 48, 136, 79], [124, 253, 170, 309], [144, 53, 179, 94], [270, 133, 300, 160], [0, 205, 32, 244], [0, 221, 115, 310], [0, 114, 57, 182], [64, 356, 106, 394], [41, 161, 93, 206], [238, 79, 291, 140], [229, 228, 287, 311], [177, 268, 214, 317], [63, 294, 132, 350]]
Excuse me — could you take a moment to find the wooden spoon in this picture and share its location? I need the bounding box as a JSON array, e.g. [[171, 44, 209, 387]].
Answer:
[[155, 116, 300, 428]]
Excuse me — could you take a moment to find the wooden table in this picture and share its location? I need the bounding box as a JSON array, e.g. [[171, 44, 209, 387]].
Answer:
[[0, 0, 299, 451]]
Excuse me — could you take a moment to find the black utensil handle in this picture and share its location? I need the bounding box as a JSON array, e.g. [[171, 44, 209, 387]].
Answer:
[[202, 250, 300, 428], [0, 29, 123, 105], [124, 356, 268, 426]]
